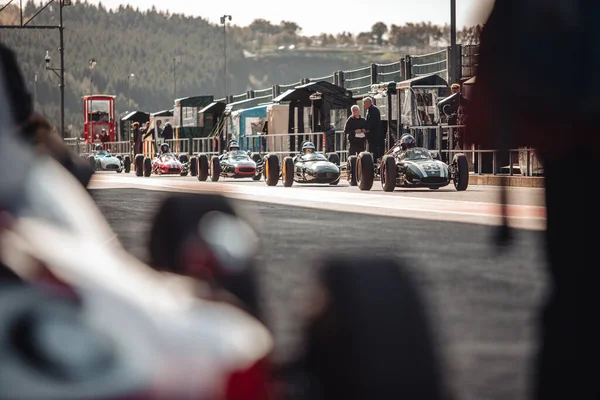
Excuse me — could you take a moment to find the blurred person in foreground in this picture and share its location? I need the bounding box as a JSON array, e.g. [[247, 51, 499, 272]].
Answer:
[[466, 1, 598, 399], [148, 193, 272, 400]]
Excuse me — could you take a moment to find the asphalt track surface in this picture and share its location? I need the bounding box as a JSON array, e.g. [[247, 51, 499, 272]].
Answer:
[[90, 173, 547, 400]]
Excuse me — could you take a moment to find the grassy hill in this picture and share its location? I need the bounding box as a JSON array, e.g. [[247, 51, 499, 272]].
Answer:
[[0, 1, 452, 136]]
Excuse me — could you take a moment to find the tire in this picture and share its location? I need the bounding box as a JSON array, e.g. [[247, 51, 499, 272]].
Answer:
[[123, 155, 131, 173], [116, 168, 122, 173], [252, 173, 261, 181], [210, 156, 221, 182], [135, 154, 144, 177], [197, 154, 209, 181], [381, 155, 396, 192], [347, 155, 357, 186], [189, 156, 198, 177], [357, 152, 374, 191], [329, 177, 340, 186], [116, 155, 122, 161], [250, 152, 262, 164], [327, 152, 340, 166], [282, 156, 294, 187], [264, 154, 280, 186], [143, 157, 152, 177], [179, 154, 189, 164], [453, 153, 469, 191], [306, 256, 443, 399], [87, 155, 96, 171], [180, 170, 188, 177]]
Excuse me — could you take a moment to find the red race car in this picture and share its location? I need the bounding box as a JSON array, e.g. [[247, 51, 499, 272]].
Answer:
[[135, 143, 191, 177]]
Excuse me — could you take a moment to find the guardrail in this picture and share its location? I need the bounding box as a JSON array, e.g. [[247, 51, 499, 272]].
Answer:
[[406, 124, 541, 176], [242, 131, 350, 163], [191, 137, 220, 156]]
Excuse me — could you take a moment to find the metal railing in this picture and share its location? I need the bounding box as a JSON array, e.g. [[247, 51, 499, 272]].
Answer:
[[191, 137, 220, 156], [406, 124, 542, 176], [242, 131, 350, 163], [165, 138, 191, 154]]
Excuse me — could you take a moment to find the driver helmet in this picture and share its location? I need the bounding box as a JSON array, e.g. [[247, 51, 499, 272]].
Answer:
[[301, 141, 315, 154], [399, 134, 416, 151], [94, 144, 103, 151], [229, 140, 240, 152], [160, 143, 170, 154]]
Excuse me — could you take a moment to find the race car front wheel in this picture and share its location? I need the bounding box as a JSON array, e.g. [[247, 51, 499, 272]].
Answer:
[[189, 156, 198, 177], [143, 157, 152, 177], [452, 153, 469, 191], [197, 154, 209, 181], [381, 155, 396, 192], [357, 152, 374, 191], [123, 156, 132, 173], [134, 155, 144, 177], [347, 156, 357, 186], [282, 157, 294, 187], [264, 154, 280, 186]]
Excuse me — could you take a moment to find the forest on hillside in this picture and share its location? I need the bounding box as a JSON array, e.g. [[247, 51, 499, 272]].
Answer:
[[0, 1, 480, 136]]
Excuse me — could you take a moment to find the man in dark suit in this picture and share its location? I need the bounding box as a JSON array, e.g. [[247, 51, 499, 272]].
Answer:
[[363, 97, 382, 161]]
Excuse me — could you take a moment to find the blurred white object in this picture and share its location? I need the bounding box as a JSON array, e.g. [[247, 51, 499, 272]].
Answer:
[[0, 61, 272, 398]]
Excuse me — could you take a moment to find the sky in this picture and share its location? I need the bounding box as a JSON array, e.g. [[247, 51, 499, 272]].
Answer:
[[89, 0, 494, 36]]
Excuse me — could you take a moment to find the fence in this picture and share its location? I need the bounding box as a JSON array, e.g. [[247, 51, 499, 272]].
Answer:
[[408, 49, 448, 82]]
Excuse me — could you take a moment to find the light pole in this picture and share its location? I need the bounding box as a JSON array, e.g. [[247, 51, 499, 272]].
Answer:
[[450, 0, 457, 83], [33, 73, 37, 109], [128, 73, 135, 110], [44, 49, 65, 137], [220, 14, 232, 99], [173, 56, 181, 99]]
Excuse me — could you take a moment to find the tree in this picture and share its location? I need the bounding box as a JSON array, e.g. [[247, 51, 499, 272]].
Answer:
[[371, 22, 387, 46], [356, 32, 371, 46], [249, 19, 278, 35], [280, 20, 301, 35]]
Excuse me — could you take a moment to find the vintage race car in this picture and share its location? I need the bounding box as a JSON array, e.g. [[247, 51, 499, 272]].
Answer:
[[279, 152, 340, 187], [261, 152, 341, 187], [196, 150, 263, 182], [347, 145, 469, 192], [86, 149, 129, 173], [134, 152, 190, 177]]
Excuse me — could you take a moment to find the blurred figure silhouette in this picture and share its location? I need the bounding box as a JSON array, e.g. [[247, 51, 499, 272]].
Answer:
[[466, 2, 598, 399]]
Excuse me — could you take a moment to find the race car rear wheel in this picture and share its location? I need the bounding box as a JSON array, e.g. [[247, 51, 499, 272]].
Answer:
[[123, 156, 132, 173], [210, 156, 221, 182], [189, 156, 198, 177], [357, 152, 374, 191], [264, 154, 280, 186], [134, 154, 144, 177], [347, 156, 357, 186], [452, 153, 469, 191], [179, 154, 189, 164], [87, 155, 96, 171], [282, 156, 294, 187], [143, 157, 152, 177], [327, 152, 340, 166], [381, 155, 396, 192], [197, 154, 209, 181]]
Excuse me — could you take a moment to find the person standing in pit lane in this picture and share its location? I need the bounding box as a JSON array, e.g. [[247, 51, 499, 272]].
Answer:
[[344, 105, 367, 156]]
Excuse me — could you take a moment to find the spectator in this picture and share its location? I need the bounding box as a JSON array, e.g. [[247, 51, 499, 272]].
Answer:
[[363, 97, 383, 160], [99, 128, 109, 145], [132, 122, 142, 154], [162, 121, 174, 141], [344, 105, 367, 156]]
